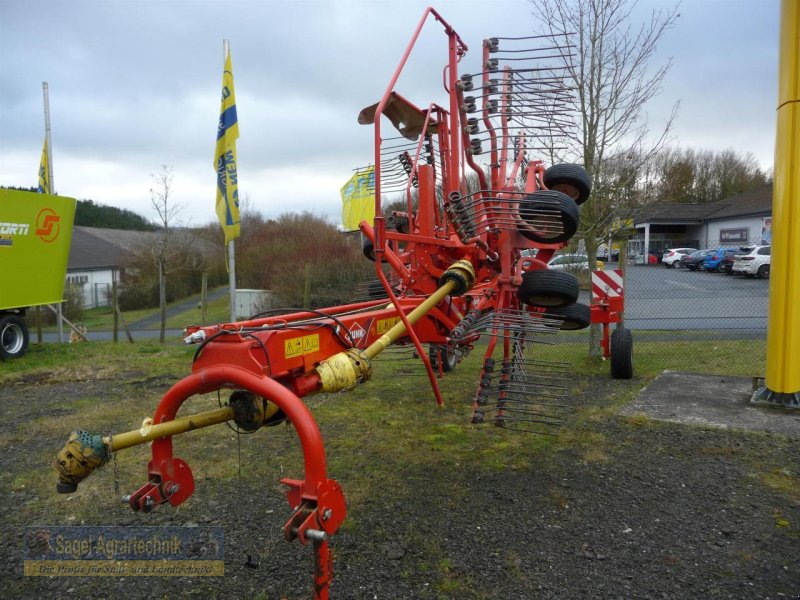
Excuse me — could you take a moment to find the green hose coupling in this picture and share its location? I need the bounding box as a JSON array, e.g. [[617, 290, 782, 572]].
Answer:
[[54, 431, 110, 493]]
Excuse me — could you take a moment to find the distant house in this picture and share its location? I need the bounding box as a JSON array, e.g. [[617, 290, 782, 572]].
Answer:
[[627, 184, 773, 259], [67, 227, 135, 308], [66, 226, 217, 308]]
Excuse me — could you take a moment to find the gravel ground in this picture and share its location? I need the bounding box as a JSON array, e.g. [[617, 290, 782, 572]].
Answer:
[[1, 374, 798, 600]]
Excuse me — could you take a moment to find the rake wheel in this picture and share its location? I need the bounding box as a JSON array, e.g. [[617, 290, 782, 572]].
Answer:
[[610, 326, 634, 379], [429, 344, 458, 372], [517, 270, 579, 308], [546, 302, 591, 330], [517, 190, 579, 244], [543, 163, 592, 205]]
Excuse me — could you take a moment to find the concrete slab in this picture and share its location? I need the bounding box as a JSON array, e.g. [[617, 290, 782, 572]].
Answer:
[[621, 370, 800, 438]]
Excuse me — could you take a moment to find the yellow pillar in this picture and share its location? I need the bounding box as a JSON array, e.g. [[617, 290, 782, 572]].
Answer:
[[757, 0, 800, 407]]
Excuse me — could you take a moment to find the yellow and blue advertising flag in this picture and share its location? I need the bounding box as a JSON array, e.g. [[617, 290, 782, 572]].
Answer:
[[340, 167, 375, 231], [215, 50, 240, 244], [37, 138, 50, 194]]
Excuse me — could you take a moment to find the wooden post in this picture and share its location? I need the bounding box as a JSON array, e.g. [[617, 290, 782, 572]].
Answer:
[[45, 305, 88, 341], [112, 281, 119, 343], [36, 305, 43, 344], [115, 304, 134, 343], [158, 256, 166, 344], [201, 272, 208, 325]]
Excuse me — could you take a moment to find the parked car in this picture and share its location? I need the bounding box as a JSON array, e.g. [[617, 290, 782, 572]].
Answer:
[[720, 248, 745, 275], [681, 249, 714, 271], [661, 247, 698, 268], [732, 245, 771, 278], [596, 249, 620, 262], [703, 248, 737, 272], [548, 254, 605, 271]]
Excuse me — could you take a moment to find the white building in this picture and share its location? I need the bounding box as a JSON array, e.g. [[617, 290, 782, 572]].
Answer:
[[628, 184, 773, 260], [66, 227, 133, 308]]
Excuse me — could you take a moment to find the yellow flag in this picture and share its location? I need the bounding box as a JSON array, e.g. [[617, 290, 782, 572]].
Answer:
[[215, 50, 240, 244], [37, 138, 50, 194], [340, 167, 375, 231]]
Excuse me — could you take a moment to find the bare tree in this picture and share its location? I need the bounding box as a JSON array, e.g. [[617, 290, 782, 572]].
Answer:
[[149, 165, 185, 343], [530, 0, 679, 352]]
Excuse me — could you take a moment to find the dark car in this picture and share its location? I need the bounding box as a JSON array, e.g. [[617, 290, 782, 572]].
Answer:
[[681, 249, 713, 271], [703, 248, 737, 273], [720, 248, 745, 275]]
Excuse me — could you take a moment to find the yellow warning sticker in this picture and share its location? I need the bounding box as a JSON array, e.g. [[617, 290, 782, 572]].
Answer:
[[376, 317, 400, 334], [284, 334, 320, 358]]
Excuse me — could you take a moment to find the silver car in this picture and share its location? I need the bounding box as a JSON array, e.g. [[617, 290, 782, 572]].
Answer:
[[548, 254, 604, 271]]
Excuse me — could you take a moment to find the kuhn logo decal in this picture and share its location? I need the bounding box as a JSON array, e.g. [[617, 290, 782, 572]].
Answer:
[[349, 323, 366, 342]]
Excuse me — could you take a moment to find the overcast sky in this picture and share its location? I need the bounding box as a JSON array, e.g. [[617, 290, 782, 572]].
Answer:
[[0, 0, 781, 229]]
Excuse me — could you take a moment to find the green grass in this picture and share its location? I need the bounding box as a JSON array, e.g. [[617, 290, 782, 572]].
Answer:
[[0, 340, 194, 384], [35, 287, 230, 333], [526, 338, 765, 378], [0, 334, 777, 532]]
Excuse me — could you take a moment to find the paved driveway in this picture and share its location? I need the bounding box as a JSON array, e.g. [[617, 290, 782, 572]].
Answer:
[[586, 264, 769, 331]]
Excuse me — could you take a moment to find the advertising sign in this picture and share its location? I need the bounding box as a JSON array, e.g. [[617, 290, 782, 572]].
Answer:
[[760, 217, 772, 244], [0, 189, 76, 309], [719, 228, 749, 243]]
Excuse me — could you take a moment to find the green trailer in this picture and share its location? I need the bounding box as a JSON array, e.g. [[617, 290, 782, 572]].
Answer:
[[0, 189, 76, 359]]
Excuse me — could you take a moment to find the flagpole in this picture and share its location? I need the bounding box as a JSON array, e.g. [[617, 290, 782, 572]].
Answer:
[[43, 81, 64, 344], [223, 39, 237, 324]]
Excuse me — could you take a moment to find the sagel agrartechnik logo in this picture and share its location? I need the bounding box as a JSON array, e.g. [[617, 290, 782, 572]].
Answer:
[[35, 207, 60, 243], [24, 526, 224, 577]]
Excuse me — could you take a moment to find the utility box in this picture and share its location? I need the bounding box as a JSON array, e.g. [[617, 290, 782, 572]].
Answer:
[[0, 189, 77, 358], [234, 289, 272, 320]]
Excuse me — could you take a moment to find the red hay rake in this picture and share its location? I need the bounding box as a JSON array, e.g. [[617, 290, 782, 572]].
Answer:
[[53, 8, 619, 598]]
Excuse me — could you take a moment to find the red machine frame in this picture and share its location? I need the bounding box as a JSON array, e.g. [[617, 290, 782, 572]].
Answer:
[[54, 8, 600, 599]]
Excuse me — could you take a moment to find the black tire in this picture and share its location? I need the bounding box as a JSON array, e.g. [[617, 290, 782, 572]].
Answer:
[[361, 233, 375, 261], [517, 190, 579, 244], [610, 326, 633, 379], [429, 344, 457, 372], [542, 164, 592, 205], [546, 302, 591, 330], [758, 264, 770, 279], [0, 315, 29, 360], [517, 270, 579, 308]]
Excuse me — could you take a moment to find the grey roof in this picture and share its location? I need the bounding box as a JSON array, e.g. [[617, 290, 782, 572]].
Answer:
[[634, 184, 773, 225], [68, 226, 219, 271], [76, 226, 159, 251], [703, 184, 773, 220], [635, 203, 716, 224], [67, 227, 134, 271]]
